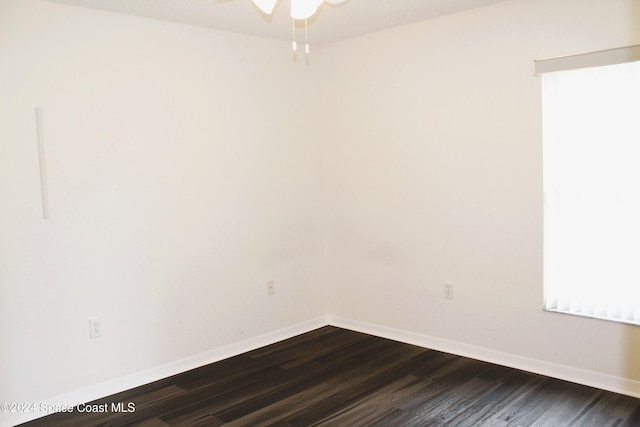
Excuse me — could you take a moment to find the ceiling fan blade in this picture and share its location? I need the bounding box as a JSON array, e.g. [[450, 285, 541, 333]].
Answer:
[[251, 0, 279, 14]]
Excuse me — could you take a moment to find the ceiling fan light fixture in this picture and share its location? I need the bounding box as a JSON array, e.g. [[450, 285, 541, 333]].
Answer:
[[290, 0, 324, 20], [249, 0, 349, 55]]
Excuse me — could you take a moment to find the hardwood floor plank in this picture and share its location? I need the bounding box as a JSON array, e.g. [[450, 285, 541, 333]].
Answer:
[[446, 370, 546, 427], [129, 418, 171, 427], [286, 347, 428, 426], [225, 382, 337, 426], [310, 376, 431, 426], [18, 326, 640, 427], [368, 408, 427, 427], [577, 391, 640, 426], [623, 404, 640, 426]]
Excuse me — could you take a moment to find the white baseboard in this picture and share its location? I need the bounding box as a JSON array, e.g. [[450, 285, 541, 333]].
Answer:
[[5, 315, 639, 427], [0, 317, 328, 427], [327, 315, 640, 400]]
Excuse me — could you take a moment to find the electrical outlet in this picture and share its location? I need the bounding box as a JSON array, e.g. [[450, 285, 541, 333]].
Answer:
[[444, 283, 454, 300], [267, 280, 275, 296], [89, 318, 103, 339]]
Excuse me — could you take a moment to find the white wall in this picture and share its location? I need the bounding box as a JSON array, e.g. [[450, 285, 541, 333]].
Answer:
[[2, 0, 640, 424], [317, 0, 640, 383], [0, 0, 327, 411]]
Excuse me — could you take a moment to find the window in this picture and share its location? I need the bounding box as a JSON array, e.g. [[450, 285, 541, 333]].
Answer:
[[539, 47, 640, 325]]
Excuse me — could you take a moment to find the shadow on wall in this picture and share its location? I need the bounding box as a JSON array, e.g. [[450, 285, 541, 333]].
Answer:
[[634, 0, 640, 42], [625, 0, 640, 396], [625, 327, 640, 388]]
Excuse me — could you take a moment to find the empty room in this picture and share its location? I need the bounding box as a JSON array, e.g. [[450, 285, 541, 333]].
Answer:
[[1, 0, 639, 425]]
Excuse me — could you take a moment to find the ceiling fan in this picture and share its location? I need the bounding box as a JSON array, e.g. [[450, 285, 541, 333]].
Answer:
[[250, 0, 349, 53], [251, 0, 348, 19]]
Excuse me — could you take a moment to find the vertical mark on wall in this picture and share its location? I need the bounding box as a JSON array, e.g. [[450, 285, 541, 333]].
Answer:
[[35, 107, 50, 219]]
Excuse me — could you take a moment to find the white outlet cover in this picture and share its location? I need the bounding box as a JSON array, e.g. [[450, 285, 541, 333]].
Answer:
[[89, 318, 103, 339], [444, 284, 454, 300]]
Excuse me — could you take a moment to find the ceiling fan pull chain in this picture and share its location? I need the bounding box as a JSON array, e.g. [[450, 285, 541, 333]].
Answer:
[[305, 18, 310, 54], [292, 18, 297, 52]]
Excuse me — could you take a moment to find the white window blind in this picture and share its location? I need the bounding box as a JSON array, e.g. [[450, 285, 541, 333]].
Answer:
[[541, 52, 640, 325]]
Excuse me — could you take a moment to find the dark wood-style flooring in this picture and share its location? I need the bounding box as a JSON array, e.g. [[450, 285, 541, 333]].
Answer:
[[20, 326, 640, 426]]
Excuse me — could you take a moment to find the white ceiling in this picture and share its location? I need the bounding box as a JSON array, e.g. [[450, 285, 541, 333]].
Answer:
[[45, 0, 510, 45]]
